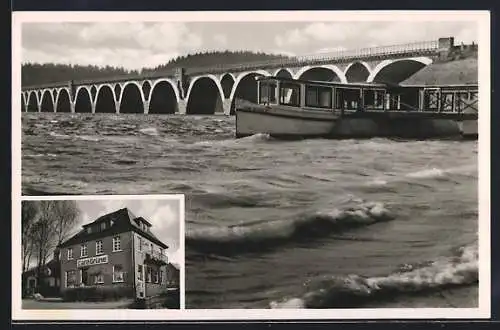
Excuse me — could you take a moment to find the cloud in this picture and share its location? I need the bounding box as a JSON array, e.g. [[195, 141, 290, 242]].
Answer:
[[274, 21, 478, 52], [213, 34, 228, 47], [22, 22, 203, 70]]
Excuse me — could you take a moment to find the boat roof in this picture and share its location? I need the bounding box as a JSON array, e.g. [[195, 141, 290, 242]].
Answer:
[[256, 76, 478, 89]]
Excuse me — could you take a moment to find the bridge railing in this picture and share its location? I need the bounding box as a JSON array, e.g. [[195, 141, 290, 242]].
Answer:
[[22, 40, 439, 91], [187, 40, 439, 75]]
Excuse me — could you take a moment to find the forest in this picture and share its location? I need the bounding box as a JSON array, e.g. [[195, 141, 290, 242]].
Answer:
[[22, 50, 291, 87]]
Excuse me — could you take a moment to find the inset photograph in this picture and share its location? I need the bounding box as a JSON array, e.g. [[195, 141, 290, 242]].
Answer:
[[20, 195, 183, 311]]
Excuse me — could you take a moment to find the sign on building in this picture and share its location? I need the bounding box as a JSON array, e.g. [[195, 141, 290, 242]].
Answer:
[[77, 255, 109, 268]]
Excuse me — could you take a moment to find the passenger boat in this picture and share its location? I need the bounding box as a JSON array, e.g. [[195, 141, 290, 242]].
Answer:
[[235, 76, 478, 139]]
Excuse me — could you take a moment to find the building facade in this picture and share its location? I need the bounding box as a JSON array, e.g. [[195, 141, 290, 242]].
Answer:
[[22, 250, 61, 298], [58, 208, 170, 299]]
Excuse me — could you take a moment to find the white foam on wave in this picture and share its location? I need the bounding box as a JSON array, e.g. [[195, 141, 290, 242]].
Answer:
[[193, 133, 271, 147], [269, 243, 478, 309], [49, 131, 71, 139], [186, 200, 393, 245], [139, 127, 160, 136], [406, 168, 446, 179], [76, 135, 100, 142]]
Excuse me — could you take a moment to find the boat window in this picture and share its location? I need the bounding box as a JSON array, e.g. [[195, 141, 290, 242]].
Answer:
[[440, 92, 454, 112], [259, 81, 277, 104], [423, 90, 440, 112], [279, 82, 301, 107], [455, 92, 469, 112], [335, 88, 361, 110], [305, 85, 332, 109], [363, 89, 385, 110]]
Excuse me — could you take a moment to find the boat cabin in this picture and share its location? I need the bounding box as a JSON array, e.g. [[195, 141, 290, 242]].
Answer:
[[256, 76, 478, 114]]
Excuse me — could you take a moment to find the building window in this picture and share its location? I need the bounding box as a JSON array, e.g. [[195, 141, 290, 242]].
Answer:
[[67, 248, 73, 260], [150, 243, 153, 253], [146, 266, 151, 283], [138, 264, 143, 281], [80, 244, 88, 257], [100, 222, 106, 231], [113, 265, 124, 282], [86, 227, 92, 234], [113, 236, 121, 252], [152, 269, 159, 284], [96, 240, 103, 255], [92, 273, 104, 284], [159, 270, 163, 284], [66, 270, 77, 288], [138, 237, 142, 251]]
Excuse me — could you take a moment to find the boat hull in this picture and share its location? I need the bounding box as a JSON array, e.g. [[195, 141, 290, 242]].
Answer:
[[235, 106, 337, 139], [235, 105, 478, 140]]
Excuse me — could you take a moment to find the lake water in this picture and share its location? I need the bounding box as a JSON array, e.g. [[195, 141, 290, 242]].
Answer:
[[22, 113, 478, 309]]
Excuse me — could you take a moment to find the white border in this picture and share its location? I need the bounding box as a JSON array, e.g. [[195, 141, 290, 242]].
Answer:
[[12, 10, 491, 321]]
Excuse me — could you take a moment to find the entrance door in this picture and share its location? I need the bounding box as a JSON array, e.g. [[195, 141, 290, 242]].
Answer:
[[81, 268, 89, 286], [136, 264, 145, 298]]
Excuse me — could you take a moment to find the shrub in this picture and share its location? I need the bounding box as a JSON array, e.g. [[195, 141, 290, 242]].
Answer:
[[62, 286, 134, 302]]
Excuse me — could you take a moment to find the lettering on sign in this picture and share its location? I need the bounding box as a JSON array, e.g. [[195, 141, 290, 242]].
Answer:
[[77, 255, 109, 268]]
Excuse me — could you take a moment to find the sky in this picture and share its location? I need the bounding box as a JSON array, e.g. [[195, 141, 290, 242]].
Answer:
[[75, 198, 182, 266], [21, 21, 478, 70]]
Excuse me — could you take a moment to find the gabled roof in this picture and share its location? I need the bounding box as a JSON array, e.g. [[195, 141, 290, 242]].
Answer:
[[59, 208, 168, 249]]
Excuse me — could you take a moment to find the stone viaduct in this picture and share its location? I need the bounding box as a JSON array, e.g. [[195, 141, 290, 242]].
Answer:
[[21, 37, 460, 116]]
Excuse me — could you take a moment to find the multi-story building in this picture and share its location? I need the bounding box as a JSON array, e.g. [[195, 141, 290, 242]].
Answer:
[[58, 208, 169, 299]]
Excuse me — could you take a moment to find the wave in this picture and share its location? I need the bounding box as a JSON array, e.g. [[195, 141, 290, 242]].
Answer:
[[139, 127, 160, 136], [193, 133, 272, 147], [367, 164, 477, 187], [49, 131, 71, 139], [186, 200, 394, 255], [76, 135, 100, 142], [406, 168, 446, 179], [270, 243, 478, 308]]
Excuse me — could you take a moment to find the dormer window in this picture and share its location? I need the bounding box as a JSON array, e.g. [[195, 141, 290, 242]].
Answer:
[[86, 227, 92, 234], [100, 222, 106, 231], [110, 220, 114, 227]]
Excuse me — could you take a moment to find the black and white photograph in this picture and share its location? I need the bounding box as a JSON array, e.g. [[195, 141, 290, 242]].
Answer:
[[12, 11, 490, 320], [17, 195, 183, 313]]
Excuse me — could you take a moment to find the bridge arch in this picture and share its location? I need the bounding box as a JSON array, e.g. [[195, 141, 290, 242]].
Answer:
[[95, 84, 117, 113], [367, 57, 433, 84], [293, 65, 347, 83], [27, 91, 39, 112], [273, 68, 293, 78], [229, 70, 271, 115], [220, 73, 235, 99], [186, 75, 224, 115], [55, 88, 71, 113], [344, 61, 371, 83], [74, 86, 93, 113], [40, 89, 55, 112], [119, 81, 145, 114], [148, 79, 179, 114]]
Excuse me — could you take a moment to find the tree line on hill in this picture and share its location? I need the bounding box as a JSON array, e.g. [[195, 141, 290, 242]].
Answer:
[[22, 50, 292, 87]]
